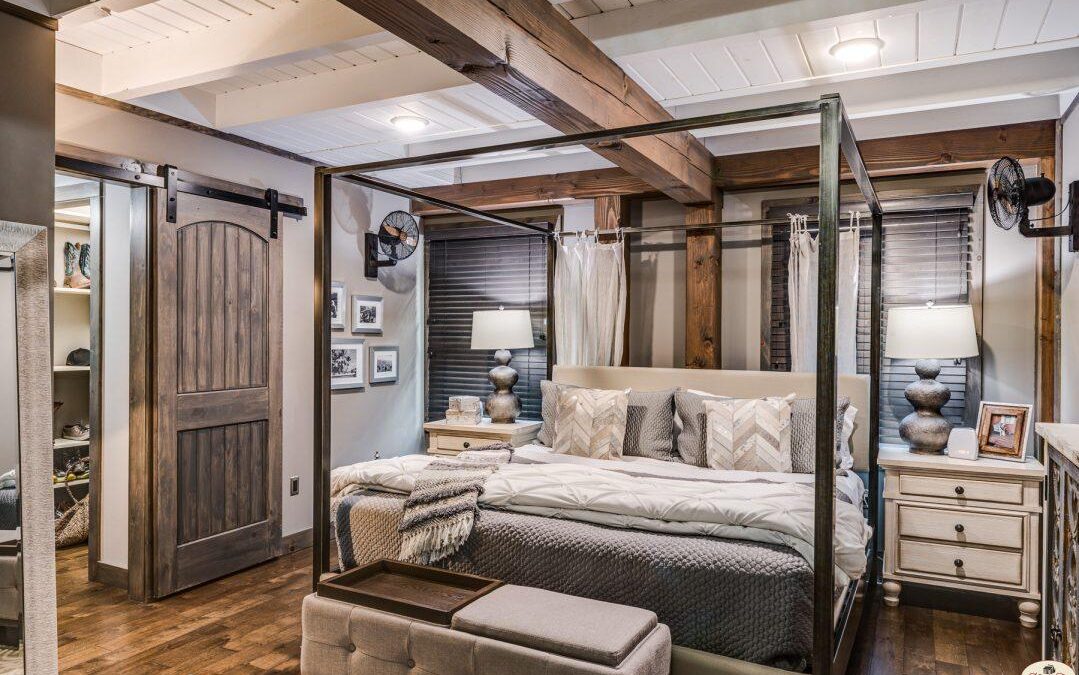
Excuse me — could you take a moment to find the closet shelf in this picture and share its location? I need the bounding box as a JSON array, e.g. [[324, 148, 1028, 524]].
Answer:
[[54, 222, 90, 233], [53, 287, 91, 296], [53, 438, 89, 450], [53, 365, 89, 372], [53, 479, 89, 489]]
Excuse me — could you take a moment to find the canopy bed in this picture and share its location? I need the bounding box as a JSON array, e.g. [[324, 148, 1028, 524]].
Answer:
[[312, 94, 887, 674]]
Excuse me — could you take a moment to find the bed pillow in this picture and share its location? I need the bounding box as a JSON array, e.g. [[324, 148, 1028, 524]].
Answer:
[[539, 381, 679, 461], [552, 387, 630, 460], [702, 395, 795, 472], [674, 389, 730, 467], [789, 397, 852, 473]]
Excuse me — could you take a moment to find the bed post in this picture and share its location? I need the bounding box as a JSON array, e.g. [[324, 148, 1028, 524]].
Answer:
[[868, 211, 883, 583], [813, 94, 842, 675], [313, 170, 333, 591]]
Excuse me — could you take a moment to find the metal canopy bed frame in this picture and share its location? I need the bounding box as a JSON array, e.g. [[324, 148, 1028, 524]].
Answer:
[[312, 93, 885, 675]]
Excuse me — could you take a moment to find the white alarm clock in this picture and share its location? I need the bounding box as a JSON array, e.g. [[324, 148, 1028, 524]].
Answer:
[[947, 427, 979, 461]]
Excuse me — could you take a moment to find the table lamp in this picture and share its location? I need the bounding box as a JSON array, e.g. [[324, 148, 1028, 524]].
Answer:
[[884, 303, 979, 454], [471, 308, 535, 424]]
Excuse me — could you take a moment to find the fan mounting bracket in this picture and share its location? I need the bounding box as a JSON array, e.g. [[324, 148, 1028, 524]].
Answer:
[[364, 232, 397, 278], [1018, 180, 1079, 253]]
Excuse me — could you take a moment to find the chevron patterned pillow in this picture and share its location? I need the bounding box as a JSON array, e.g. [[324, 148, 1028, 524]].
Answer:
[[702, 395, 796, 473], [552, 387, 630, 460]]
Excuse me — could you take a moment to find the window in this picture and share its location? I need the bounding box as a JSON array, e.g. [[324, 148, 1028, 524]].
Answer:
[[424, 213, 553, 422], [763, 192, 978, 445]]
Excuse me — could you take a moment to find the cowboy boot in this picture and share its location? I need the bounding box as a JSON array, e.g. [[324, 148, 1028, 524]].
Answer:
[[65, 243, 91, 289], [79, 242, 91, 284]]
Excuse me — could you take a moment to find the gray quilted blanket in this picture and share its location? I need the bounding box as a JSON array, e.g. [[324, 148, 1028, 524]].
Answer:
[[336, 491, 812, 671]]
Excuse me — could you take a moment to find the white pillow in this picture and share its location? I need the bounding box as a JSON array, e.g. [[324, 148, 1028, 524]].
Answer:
[[838, 405, 858, 470], [702, 395, 795, 473]]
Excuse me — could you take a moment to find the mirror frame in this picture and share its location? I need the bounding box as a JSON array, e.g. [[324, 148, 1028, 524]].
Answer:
[[3, 220, 57, 674]]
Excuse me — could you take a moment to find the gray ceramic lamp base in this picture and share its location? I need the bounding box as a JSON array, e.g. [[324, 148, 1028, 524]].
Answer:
[[486, 348, 521, 424], [899, 359, 952, 454]]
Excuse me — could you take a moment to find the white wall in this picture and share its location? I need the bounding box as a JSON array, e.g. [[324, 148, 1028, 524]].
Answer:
[[329, 185, 425, 467], [56, 92, 317, 537], [1061, 96, 1079, 423], [99, 182, 131, 568]]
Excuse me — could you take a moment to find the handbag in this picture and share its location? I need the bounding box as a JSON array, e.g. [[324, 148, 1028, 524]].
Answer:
[[55, 486, 89, 548]]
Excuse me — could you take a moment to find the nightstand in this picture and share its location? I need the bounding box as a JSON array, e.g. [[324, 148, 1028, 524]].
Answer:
[[879, 446, 1044, 627], [423, 418, 542, 456]]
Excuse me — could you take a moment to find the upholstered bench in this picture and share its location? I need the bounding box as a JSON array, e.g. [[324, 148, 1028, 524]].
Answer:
[[301, 584, 671, 675]]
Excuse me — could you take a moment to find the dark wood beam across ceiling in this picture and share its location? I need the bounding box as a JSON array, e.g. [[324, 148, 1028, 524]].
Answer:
[[337, 0, 714, 205]]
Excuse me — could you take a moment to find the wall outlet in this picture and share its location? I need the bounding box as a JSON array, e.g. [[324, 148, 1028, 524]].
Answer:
[[289, 476, 300, 496]]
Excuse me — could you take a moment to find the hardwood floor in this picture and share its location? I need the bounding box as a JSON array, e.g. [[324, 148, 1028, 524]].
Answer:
[[56, 545, 309, 674], [56, 544, 1041, 674]]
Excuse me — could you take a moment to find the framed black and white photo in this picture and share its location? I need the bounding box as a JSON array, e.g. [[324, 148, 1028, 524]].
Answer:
[[351, 294, 383, 334], [329, 281, 346, 330], [330, 338, 364, 390], [369, 345, 399, 384]]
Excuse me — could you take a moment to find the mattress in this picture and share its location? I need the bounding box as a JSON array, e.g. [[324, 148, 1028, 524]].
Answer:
[[339, 489, 824, 670]]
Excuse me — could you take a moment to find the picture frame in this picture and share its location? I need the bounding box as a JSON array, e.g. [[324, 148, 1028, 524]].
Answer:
[[351, 294, 383, 334], [975, 401, 1033, 462], [329, 281, 346, 330], [330, 338, 365, 390], [369, 345, 399, 384]]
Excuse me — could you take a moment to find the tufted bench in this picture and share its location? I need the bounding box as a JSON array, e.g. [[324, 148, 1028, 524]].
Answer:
[[301, 584, 672, 675]]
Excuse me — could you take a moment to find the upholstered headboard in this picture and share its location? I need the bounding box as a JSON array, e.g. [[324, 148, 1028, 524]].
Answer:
[[552, 366, 872, 471]]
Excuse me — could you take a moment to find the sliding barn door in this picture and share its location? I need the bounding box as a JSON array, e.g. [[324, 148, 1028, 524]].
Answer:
[[151, 191, 282, 597]]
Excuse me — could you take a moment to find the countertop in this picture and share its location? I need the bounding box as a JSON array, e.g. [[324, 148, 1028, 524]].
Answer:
[[1036, 422, 1079, 466]]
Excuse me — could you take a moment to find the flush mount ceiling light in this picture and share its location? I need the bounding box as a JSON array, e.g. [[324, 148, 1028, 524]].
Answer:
[[828, 37, 885, 62], [390, 115, 430, 133]]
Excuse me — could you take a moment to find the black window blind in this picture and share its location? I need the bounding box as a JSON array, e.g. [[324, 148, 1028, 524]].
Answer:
[[425, 231, 549, 422], [765, 198, 975, 445]]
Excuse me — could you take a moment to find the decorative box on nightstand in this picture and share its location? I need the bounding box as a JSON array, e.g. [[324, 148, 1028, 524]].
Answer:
[[879, 446, 1044, 628], [423, 418, 542, 456]]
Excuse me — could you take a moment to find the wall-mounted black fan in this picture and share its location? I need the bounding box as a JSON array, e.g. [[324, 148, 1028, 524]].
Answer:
[[987, 156, 1078, 252], [365, 210, 420, 278]]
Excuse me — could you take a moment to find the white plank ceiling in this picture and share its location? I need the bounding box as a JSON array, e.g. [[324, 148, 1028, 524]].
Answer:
[[56, 0, 1079, 185]]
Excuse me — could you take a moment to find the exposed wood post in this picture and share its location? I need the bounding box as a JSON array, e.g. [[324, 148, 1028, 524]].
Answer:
[[337, 0, 713, 204], [1035, 154, 1060, 424], [685, 191, 722, 368], [595, 195, 631, 365]]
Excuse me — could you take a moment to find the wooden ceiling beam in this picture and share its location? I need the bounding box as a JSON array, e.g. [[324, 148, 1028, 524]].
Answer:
[[715, 120, 1055, 189], [339, 0, 714, 205]]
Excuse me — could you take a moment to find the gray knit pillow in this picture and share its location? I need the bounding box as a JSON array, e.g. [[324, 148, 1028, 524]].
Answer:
[[789, 397, 851, 473], [674, 390, 730, 467], [539, 381, 678, 461]]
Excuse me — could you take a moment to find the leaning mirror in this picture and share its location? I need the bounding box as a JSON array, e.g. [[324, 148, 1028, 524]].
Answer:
[[0, 221, 43, 674]]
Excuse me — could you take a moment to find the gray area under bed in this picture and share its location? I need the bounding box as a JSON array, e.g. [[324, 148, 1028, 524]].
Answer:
[[336, 491, 813, 671]]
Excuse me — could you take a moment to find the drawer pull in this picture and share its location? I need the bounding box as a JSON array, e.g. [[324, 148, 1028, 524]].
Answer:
[[954, 524, 964, 533], [954, 486, 965, 495], [954, 559, 964, 568], [462, 442, 471, 449]]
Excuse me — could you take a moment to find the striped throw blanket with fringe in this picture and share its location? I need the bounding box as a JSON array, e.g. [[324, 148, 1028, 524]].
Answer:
[[397, 445, 512, 564]]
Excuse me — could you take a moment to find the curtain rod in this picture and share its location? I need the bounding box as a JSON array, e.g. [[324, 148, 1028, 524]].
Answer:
[[556, 213, 872, 237]]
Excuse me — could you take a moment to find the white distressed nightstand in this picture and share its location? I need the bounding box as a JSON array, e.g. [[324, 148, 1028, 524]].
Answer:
[[879, 445, 1044, 628], [423, 418, 542, 456]]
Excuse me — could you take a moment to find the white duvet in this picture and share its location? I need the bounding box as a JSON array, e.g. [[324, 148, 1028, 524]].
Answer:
[[331, 450, 873, 584]]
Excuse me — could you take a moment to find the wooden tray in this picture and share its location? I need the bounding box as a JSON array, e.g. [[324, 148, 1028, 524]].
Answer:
[[317, 559, 502, 624]]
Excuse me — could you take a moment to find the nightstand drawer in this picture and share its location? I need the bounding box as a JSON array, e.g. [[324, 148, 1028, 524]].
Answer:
[[432, 434, 491, 452], [898, 539, 1023, 586], [898, 474, 1023, 504], [897, 505, 1024, 549]]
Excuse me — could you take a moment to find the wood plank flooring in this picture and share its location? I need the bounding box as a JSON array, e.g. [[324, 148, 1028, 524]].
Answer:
[[56, 545, 1042, 674], [56, 545, 308, 674]]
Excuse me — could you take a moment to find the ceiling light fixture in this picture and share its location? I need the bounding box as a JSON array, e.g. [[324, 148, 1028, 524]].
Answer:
[[390, 115, 430, 133], [828, 37, 885, 62]]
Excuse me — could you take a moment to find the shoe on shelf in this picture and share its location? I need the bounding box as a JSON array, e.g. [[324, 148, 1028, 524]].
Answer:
[[79, 242, 91, 282], [61, 423, 90, 441], [63, 242, 91, 289]]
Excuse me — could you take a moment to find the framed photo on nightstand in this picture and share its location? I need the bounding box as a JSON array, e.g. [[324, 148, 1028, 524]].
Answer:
[[975, 401, 1033, 461]]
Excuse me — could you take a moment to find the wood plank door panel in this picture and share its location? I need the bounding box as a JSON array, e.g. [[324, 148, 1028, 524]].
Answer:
[[153, 191, 282, 597]]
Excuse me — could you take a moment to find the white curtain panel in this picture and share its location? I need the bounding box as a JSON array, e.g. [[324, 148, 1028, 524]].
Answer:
[[788, 225, 859, 373], [554, 236, 627, 366]]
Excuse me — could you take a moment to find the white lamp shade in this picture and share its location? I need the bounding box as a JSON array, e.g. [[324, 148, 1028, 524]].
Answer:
[[884, 304, 979, 359], [471, 309, 535, 350]]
